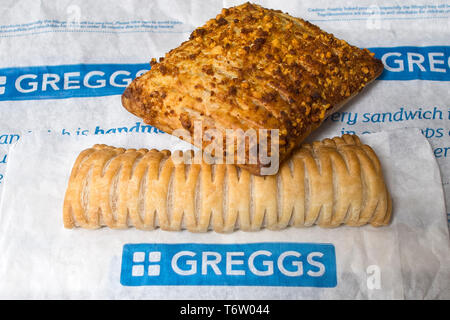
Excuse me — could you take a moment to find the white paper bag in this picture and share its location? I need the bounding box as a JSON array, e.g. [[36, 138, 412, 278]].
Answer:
[[0, 128, 448, 299], [0, 0, 449, 299]]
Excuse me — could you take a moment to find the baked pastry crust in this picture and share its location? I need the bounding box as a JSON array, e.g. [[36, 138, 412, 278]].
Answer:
[[63, 135, 392, 232], [121, 2, 384, 175]]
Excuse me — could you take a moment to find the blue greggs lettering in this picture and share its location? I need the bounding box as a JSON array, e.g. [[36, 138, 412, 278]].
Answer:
[[0, 63, 148, 101], [370, 46, 450, 81], [120, 243, 337, 287]]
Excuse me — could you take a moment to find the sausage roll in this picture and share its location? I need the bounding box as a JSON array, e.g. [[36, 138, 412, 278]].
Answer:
[[63, 135, 392, 232]]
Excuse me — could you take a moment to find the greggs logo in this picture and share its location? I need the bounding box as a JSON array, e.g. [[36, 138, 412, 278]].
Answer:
[[370, 46, 450, 81], [0, 63, 148, 101], [120, 242, 337, 287]]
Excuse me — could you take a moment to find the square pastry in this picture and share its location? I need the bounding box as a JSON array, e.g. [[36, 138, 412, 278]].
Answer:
[[122, 2, 383, 175]]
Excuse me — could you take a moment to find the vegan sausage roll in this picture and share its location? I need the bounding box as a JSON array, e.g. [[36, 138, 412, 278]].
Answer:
[[63, 135, 392, 232]]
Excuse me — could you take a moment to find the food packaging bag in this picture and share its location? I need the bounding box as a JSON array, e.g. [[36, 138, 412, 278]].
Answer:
[[0, 0, 449, 299], [0, 128, 448, 299]]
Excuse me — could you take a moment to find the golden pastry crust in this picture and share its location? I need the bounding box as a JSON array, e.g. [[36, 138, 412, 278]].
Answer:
[[121, 2, 384, 175], [63, 135, 392, 232]]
